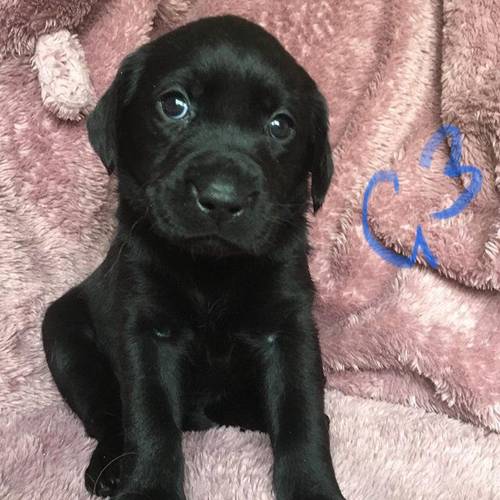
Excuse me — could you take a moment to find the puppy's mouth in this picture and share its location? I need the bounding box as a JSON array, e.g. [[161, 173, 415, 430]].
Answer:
[[148, 203, 258, 256], [180, 235, 246, 256], [146, 181, 273, 257]]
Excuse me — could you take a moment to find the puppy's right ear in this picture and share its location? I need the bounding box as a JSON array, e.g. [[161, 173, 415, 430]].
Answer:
[[87, 81, 120, 174], [87, 52, 144, 174]]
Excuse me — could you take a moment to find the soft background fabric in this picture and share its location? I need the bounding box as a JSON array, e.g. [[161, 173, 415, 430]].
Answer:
[[0, 0, 499, 498]]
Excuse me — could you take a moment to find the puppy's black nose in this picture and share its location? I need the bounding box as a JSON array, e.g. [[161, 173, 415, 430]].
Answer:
[[191, 180, 253, 222]]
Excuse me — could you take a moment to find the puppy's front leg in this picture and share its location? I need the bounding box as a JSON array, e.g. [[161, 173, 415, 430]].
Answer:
[[114, 325, 186, 500], [261, 316, 345, 500]]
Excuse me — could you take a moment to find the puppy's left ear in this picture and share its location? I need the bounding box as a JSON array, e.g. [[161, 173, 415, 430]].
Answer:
[[308, 93, 334, 213]]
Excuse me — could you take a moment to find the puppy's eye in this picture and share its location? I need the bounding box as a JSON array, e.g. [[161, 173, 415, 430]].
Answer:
[[161, 91, 190, 120], [267, 113, 295, 140]]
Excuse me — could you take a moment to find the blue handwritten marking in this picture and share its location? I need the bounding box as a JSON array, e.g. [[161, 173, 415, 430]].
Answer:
[[362, 171, 438, 268], [362, 124, 482, 269], [419, 124, 483, 220], [420, 124, 462, 170], [410, 225, 438, 269]]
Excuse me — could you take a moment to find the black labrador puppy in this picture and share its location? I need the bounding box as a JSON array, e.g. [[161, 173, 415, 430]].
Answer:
[[42, 15, 344, 500]]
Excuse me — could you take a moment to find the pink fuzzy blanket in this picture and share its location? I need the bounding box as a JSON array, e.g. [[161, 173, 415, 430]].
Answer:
[[1, 0, 499, 498]]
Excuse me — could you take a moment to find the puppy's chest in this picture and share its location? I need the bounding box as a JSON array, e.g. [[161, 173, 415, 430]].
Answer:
[[186, 290, 248, 368], [149, 276, 283, 370], [151, 287, 246, 358]]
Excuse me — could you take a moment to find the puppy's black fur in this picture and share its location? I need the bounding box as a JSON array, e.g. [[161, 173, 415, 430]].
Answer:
[[42, 15, 344, 500]]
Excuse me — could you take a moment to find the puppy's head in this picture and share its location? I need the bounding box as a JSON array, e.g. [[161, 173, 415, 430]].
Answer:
[[88, 15, 333, 256]]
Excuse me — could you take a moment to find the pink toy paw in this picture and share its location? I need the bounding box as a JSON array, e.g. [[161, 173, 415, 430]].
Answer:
[[33, 29, 96, 121]]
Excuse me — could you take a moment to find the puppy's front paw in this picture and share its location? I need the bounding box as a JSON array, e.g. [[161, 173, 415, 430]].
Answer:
[[85, 439, 123, 497], [112, 494, 146, 500], [275, 461, 345, 500], [112, 488, 186, 500], [276, 482, 346, 500], [289, 490, 346, 500], [306, 492, 346, 500], [111, 491, 186, 500]]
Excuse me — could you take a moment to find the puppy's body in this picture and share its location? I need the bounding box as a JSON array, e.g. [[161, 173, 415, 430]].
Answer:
[[42, 16, 344, 500]]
